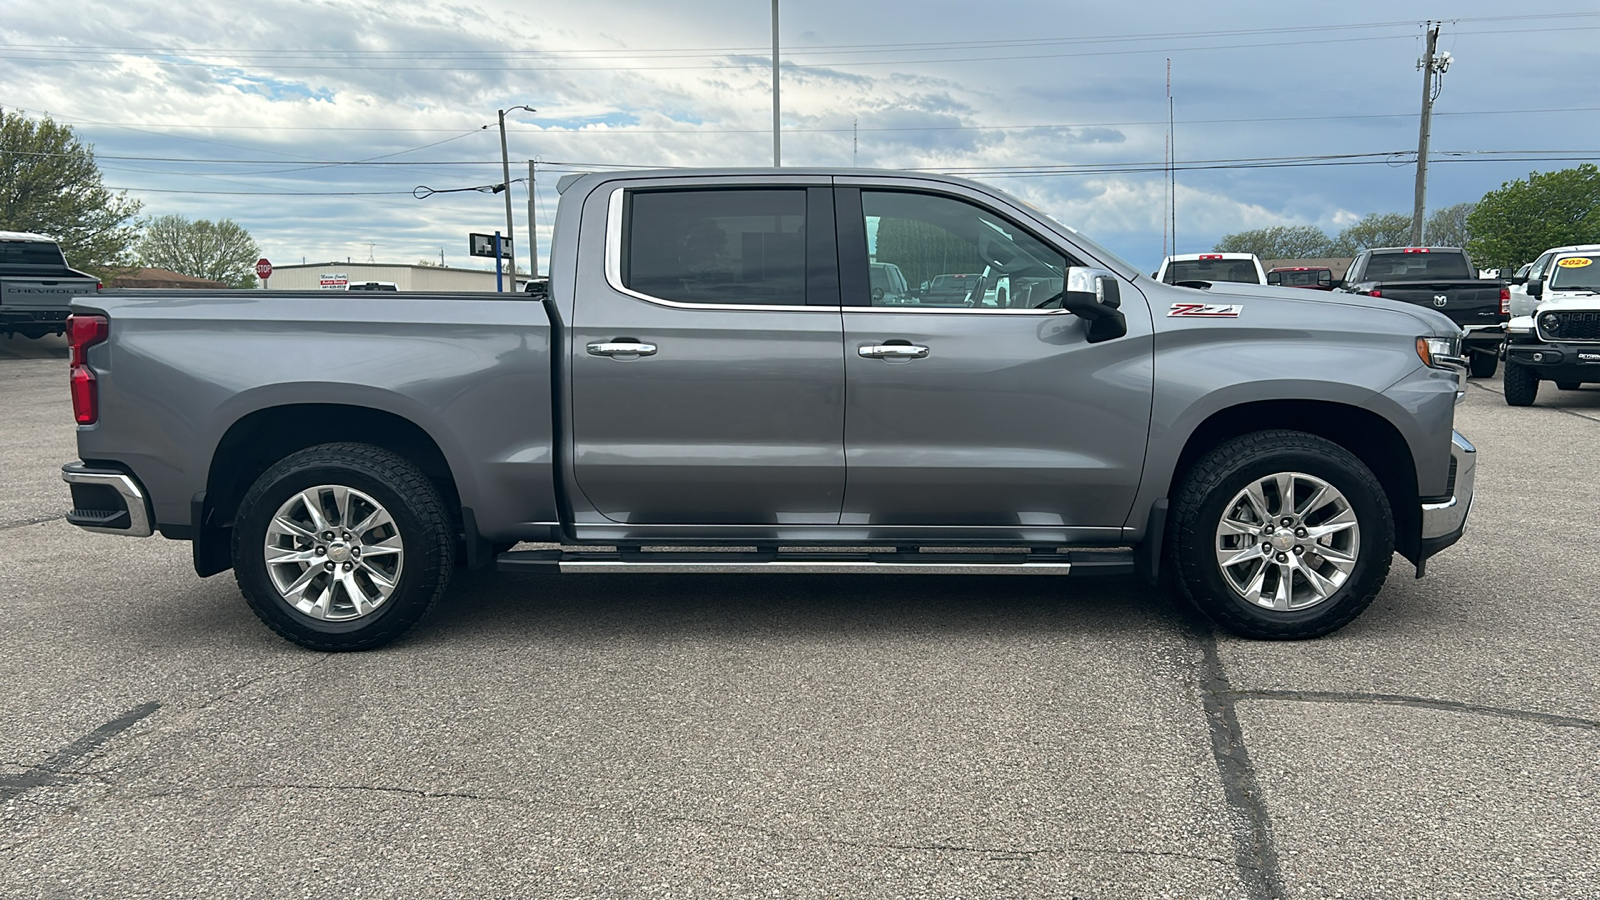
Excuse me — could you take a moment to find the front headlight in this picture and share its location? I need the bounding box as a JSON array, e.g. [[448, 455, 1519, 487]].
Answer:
[[1416, 335, 1464, 369], [1539, 312, 1560, 336]]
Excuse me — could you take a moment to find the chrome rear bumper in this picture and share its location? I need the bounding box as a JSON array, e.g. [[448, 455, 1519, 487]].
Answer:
[[61, 462, 153, 537]]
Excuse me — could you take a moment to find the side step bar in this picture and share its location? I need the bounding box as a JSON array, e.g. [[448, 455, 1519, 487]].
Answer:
[[497, 548, 1135, 577]]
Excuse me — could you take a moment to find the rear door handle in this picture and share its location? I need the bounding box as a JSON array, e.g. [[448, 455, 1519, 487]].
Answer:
[[587, 340, 658, 357], [858, 343, 929, 359]]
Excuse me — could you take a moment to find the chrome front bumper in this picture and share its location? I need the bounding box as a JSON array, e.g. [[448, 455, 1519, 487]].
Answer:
[[1418, 431, 1475, 566], [61, 462, 154, 537]]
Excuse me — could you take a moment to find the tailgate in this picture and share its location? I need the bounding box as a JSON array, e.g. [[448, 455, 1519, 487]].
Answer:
[[1, 277, 97, 311], [1378, 282, 1502, 326]]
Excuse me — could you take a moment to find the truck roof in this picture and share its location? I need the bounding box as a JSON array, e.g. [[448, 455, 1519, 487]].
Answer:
[[0, 231, 58, 243]]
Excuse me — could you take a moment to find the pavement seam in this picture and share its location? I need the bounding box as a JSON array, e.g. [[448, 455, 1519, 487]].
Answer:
[[0, 702, 161, 802], [1222, 690, 1600, 731], [1469, 378, 1600, 423], [1195, 632, 1286, 900]]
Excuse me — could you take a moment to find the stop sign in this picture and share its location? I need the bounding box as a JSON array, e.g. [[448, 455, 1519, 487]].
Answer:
[[255, 258, 272, 280]]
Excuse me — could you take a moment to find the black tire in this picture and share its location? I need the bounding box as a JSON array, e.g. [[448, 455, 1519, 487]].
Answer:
[[233, 442, 454, 651], [1167, 430, 1394, 640], [1469, 350, 1498, 378], [1503, 361, 1539, 407], [1556, 381, 1582, 391]]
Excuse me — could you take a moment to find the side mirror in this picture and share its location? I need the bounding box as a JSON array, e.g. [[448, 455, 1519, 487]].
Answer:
[[1527, 278, 1543, 299], [1060, 267, 1128, 343]]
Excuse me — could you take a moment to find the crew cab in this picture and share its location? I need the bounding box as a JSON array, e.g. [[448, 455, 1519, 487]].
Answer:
[[1339, 246, 1508, 377], [0, 231, 99, 339], [62, 168, 1475, 651], [1502, 249, 1600, 405]]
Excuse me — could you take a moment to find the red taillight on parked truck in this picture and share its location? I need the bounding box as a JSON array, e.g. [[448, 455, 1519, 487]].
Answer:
[[1369, 289, 1383, 298], [1500, 286, 1511, 317], [67, 314, 109, 425]]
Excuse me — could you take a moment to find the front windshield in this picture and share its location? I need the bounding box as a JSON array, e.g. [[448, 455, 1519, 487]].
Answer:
[[1549, 256, 1600, 291]]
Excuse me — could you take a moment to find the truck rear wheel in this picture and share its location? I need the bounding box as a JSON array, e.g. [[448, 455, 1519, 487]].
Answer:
[[1469, 350, 1498, 378], [1503, 361, 1538, 407], [1167, 430, 1393, 640], [232, 443, 454, 651]]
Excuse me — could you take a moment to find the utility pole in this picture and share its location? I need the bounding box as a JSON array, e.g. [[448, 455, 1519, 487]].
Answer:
[[1411, 22, 1450, 246], [772, 0, 781, 167], [527, 160, 538, 278], [498, 105, 536, 291]]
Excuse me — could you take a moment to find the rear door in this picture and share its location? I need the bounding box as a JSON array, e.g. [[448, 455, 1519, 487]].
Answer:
[[568, 183, 847, 525], [835, 184, 1154, 534]]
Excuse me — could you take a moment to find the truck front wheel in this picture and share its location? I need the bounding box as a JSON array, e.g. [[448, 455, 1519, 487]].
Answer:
[[1168, 431, 1394, 640], [1469, 350, 1498, 378], [1503, 361, 1539, 407], [232, 443, 454, 651]]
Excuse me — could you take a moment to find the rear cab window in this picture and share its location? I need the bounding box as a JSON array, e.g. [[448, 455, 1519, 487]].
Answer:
[[621, 189, 808, 306], [1164, 257, 1262, 285], [1364, 250, 1472, 281]]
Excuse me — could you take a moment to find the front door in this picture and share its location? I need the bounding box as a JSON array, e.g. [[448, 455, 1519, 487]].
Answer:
[[569, 184, 846, 525], [837, 186, 1154, 532]]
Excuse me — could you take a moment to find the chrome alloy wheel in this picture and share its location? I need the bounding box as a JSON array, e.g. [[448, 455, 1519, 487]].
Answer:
[[1213, 471, 1360, 611], [263, 485, 404, 621]]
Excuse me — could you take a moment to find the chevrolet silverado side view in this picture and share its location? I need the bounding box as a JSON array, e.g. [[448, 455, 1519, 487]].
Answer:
[[62, 168, 1476, 651]]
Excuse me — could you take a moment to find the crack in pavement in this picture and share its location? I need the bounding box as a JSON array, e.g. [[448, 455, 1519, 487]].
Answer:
[[1192, 630, 1286, 900], [1222, 690, 1600, 731], [0, 513, 63, 532], [127, 782, 1232, 866], [0, 702, 160, 802]]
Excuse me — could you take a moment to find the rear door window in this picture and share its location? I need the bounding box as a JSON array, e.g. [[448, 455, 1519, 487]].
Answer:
[[623, 189, 807, 306]]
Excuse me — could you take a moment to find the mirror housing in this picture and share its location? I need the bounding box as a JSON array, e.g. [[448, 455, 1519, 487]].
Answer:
[[1060, 267, 1128, 343], [1527, 278, 1543, 299]]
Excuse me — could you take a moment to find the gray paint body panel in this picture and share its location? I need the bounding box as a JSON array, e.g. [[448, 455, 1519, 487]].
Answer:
[[72, 292, 556, 538]]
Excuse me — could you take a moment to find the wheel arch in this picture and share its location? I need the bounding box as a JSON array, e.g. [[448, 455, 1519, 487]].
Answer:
[[195, 403, 465, 576], [1165, 399, 1421, 564]]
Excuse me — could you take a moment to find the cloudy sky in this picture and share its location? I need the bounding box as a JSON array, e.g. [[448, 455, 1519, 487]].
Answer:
[[3, 0, 1597, 276]]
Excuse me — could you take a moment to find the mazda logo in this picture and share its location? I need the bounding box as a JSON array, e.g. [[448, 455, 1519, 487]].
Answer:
[[1433, 295, 1448, 307]]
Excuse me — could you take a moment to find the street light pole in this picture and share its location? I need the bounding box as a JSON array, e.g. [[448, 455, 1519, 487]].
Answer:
[[498, 105, 536, 291], [771, 0, 780, 167]]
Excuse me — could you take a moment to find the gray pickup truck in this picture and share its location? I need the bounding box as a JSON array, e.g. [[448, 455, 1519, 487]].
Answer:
[[1, 231, 100, 339], [61, 168, 1476, 650]]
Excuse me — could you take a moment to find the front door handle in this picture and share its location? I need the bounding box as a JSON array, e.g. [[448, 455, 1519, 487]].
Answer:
[[587, 340, 658, 358], [858, 343, 930, 359]]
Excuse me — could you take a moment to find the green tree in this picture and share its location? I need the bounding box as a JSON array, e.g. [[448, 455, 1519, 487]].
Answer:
[[0, 107, 142, 277], [1423, 202, 1475, 248], [1328, 212, 1413, 255], [1214, 225, 1334, 259], [1466, 165, 1600, 270], [137, 214, 261, 288]]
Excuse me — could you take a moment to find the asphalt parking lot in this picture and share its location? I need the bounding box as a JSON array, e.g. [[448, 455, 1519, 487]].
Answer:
[[2, 331, 1597, 899]]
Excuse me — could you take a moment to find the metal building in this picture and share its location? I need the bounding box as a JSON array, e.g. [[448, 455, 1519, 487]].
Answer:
[[261, 262, 529, 292]]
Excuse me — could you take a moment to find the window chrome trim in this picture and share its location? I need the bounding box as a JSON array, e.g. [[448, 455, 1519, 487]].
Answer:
[[603, 187, 839, 313]]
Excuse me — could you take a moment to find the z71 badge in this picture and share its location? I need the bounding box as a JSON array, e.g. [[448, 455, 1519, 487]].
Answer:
[[1167, 302, 1243, 318]]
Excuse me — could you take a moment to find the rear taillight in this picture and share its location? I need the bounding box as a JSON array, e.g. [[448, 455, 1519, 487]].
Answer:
[[1500, 287, 1510, 317], [1369, 289, 1383, 298], [67, 314, 109, 425]]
